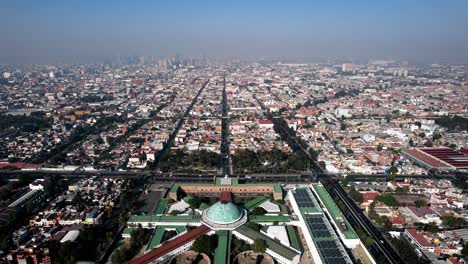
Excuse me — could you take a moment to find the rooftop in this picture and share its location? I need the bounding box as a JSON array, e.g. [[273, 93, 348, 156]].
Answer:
[[236, 225, 299, 261], [206, 202, 243, 224], [312, 183, 358, 240], [130, 225, 210, 264], [214, 230, 231, 264], [129, 214, 200, 223]]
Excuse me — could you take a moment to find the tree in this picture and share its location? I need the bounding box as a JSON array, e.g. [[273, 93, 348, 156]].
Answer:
[[463, 242, 468, 257], [355, 228, 374, 247], [424, 223, 439, 233], [414, 199, 428, 207], [383, 216, 393, 231], [319, 161, 326, 169], [192, 235, 216, 255], [377, 144, 383, 151], [252, 239, 267, 253], [441, 215, 467, 228], [247, 222, 261, 232], [349, 188, 363, 203], [390, 236, 430, 264], [395, 186, 409, 193], [432, 133, 442, 141], [374, 194, 400, 207], [419, 132, 426, 138], [341, 176, 355, 186], [435, 115, 468, 132], [385, 115, 391, 123], [187, 196, 201, 209], [388, 166, 398, 174], [251, 207, 267, 216], [424, 141, 433, 147]]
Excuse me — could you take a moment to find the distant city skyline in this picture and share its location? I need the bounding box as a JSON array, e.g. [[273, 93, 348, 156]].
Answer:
[[1, 0, 468, 64]]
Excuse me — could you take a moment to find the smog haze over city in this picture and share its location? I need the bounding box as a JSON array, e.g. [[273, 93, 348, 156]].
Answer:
[[0, 1, 467, 264], [1, 0, 468, 63]]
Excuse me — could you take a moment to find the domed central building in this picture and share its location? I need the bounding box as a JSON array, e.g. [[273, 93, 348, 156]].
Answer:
[[201, 192, 247, 230]]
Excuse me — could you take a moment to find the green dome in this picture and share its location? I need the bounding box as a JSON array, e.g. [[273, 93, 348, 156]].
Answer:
[[206, 201, 243, 224]]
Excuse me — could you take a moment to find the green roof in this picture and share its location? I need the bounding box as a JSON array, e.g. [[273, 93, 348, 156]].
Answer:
[[312, 184, 358, 240], [122, 227, 137, 236], [286, 226, 302, 252], [129, 214, 200, 223], [214, 230, 231, 264], [236, 225, 299, 261], [154, 198, 168, 214], [249, 215, 291, 223], [207, 202, 243, 224], [147, 227, 165, 250], [243, 196, 268, 210]]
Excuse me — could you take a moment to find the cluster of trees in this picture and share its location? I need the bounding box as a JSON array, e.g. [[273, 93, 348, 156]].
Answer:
[[111, 229, 150, 263], [453, 175, 468, 190], [232, 149, 308, 174], [333, 88, 361, 99], [373, 194, 400, 207], [247, 222, 261, 232], [414, 199, 428, 207], [192, 234, 217, 256], [349, 188, 363, 203], [232, 237, 252, 255], [252, 239, 267, 253], [441, 215, 467, 228], [302, 97, 329, 108], [80, 94, 113, 103], [435, 115, 468, 132], [355, 228, 374, 247], [251, 207, 267, 216], [157, 149, 220, 173], [0, 112, 51, 133], [395, 186, 410, 193], [422, 223, 439, 233], [50, 226, 103, 263], [388, 166, 399, 174], [184, 195, 210, 209], [0, 209, 25, 251], [270, 115, 319, 159], [390, 236, 430, 264]]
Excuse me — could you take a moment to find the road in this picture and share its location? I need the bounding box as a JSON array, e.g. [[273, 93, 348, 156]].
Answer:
[[329, 179, 403, 264], [152, 78, 210, 172], [220, 76, 231, 176]]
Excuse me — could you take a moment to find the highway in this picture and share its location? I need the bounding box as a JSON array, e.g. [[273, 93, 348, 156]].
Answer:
[[0, 166, 453, 182], [249, 103, 405, 263], [329, 179, 403, 264]]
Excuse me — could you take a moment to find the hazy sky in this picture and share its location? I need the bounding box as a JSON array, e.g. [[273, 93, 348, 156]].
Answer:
[[1, 0, 468, 64]]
